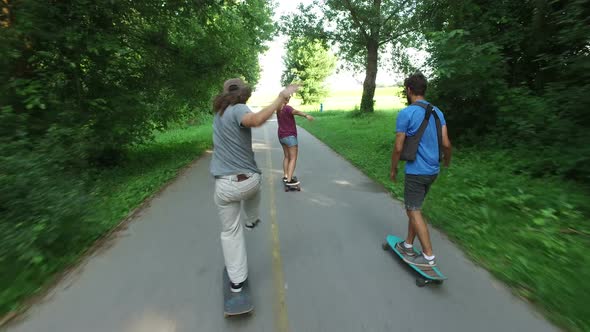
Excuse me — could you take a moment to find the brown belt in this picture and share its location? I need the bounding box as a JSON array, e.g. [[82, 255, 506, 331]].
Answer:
[[236, 174, 249, 182], [215, 174, 251, 182]]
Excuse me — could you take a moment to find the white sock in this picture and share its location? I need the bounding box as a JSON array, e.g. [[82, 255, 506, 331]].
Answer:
[[423, 253, 435, 261], [403, 242, 413, 249]]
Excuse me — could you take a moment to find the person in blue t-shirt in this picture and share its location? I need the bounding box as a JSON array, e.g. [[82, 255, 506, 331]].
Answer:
[[390, 73, 452, 268]]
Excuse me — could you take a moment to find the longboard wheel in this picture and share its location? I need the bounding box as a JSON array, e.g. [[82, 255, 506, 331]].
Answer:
[[381, 242, 390, 251], [416, 278, 427, 287], [224, 308, 254, 318], [434, 279, 443, 285]]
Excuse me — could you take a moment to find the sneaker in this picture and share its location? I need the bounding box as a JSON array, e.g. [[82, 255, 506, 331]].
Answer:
[[245, 219, 261, 230], [283, 176, 297, 183], [230, 280, 245, 293], [404, 253, 437, 267], [286, 179, 300, 186], [395, 241, 417, 257]]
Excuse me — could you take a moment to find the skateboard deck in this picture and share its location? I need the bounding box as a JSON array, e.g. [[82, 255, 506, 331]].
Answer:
[[283, 180, 301, 192], [382, 234, 447, 287], [223, 267, 253, 317]]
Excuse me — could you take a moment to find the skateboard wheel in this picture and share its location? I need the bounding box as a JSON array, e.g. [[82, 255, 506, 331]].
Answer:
[[416, 278, 427, 287], [434, 280, 443, 285], [381, 242, 390, 251]]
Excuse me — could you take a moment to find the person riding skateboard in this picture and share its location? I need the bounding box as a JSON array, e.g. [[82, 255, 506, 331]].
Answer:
[[390, 73, 452, 267], [210, 78, 299, 292], [276, 96, 314, 186]]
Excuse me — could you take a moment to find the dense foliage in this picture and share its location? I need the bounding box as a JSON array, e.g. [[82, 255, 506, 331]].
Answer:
[[0, 0, 273, 314], [414, 0, 590, 182]]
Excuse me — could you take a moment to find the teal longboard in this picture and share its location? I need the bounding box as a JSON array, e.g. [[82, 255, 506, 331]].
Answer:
[[382, 234, 447, 287], [223, 267, 253, 317]]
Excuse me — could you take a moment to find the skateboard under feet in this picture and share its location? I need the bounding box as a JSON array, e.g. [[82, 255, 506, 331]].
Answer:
[[223, 267, 254, 317], [382, 234, 447, 287], [283, 177, 301, 192], [284, 182, 301, 192]]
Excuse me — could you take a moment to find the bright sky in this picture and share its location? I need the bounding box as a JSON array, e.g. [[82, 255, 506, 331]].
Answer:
[[255, 0, 401, 93]]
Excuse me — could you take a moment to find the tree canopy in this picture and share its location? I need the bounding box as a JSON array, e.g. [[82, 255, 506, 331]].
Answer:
[[415, 0, 590, 181], [282, 0, 416, 112], [0, 0, 275, 313], [281, 37, 336, 105]]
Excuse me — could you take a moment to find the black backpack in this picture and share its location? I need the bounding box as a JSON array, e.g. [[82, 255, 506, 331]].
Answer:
[[400, 102, 443, 162]]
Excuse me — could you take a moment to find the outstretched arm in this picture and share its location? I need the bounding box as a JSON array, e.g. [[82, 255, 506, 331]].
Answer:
[[292, 109, 314, 121], [241, 85, 300, 127]]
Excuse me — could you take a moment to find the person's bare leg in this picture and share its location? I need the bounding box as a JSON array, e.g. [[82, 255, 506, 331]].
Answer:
[[408, 210, 433, 256], [405, 210, 417, 245], [286, 145, 298, 181], [281, 144, 289, 179]]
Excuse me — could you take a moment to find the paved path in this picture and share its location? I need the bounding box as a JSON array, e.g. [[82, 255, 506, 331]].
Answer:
[[3, 120, 558, 332]]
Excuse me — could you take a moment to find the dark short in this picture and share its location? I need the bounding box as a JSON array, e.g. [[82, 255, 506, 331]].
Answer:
[[404, 174, 438, 211]]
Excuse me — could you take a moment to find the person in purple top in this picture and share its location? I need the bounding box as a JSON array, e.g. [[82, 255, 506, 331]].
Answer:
[[276, 96, 314, 186]]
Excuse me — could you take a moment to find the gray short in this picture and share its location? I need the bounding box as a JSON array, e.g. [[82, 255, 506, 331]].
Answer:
[[404, 174, 437, 211]]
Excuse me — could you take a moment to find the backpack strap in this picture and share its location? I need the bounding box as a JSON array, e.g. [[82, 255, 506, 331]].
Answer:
[[410, 102, 443, 162]]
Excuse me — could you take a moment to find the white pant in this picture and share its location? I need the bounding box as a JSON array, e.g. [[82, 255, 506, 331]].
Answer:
[[214, 172, 261, 284]]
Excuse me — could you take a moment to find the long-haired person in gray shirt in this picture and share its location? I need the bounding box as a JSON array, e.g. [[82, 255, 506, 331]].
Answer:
[[210, 78, 299, 293]]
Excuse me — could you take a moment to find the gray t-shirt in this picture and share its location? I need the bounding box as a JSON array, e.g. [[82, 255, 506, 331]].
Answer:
[[210, 104, 261, 177]]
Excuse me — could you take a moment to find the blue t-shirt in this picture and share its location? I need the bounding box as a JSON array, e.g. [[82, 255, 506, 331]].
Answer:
[[396, 100, 446, 175]]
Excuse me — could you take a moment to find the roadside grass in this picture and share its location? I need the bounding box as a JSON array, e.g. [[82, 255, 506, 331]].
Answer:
[[0, 122, 213, 320]]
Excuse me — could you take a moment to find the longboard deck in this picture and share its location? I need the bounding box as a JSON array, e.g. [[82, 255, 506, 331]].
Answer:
[[383, 234, 447, 286], [283, 182, 301, 192], [223, 267, 253, 317]]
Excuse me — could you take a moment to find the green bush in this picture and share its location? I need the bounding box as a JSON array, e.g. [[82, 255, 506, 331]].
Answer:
[[417, 0, 590, 183], [0, 0, 272, 315]]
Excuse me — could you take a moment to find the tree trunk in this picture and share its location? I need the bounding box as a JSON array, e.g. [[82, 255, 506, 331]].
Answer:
[[360, 39, 378, 113]]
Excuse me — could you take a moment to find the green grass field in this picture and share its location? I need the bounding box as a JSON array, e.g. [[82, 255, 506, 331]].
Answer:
[[298, 108, 590, 332], [0, 123, 213, 319], [89, 124, 213, 231]]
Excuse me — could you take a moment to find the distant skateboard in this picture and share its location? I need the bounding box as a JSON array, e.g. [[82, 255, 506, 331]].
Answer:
[[382, 234, 447, 287], [283, 179, 301, 192], [223, 267, 253, 317]]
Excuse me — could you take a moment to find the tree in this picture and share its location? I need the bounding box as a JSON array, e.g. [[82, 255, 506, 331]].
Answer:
[[282, 0, 416, 112], [416, 0, 590, 182], [0, 0, 274, 165], [0, 0, 274, 316], [281, 37, 336, 104]]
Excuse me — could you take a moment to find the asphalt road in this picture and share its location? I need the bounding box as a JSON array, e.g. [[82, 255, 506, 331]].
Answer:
[[3, 120, 558, 332]]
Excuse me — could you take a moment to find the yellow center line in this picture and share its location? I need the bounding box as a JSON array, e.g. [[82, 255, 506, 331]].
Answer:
[[263, 125, 290, 332]]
